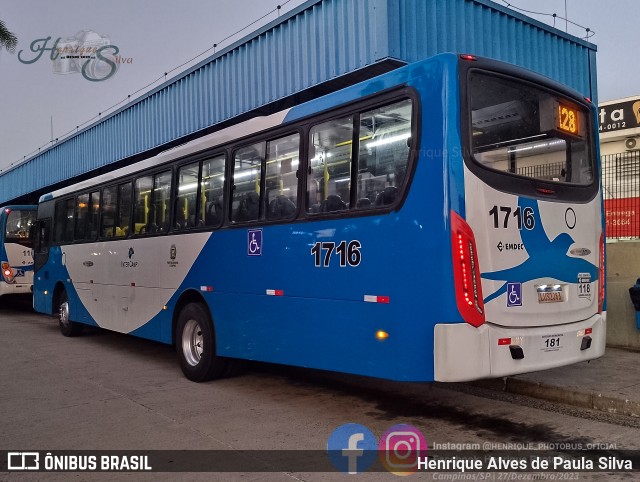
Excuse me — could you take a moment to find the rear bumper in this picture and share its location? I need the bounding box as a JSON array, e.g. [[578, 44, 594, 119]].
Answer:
[[0, 281, 33, 296], [434, 313, 606, 382]]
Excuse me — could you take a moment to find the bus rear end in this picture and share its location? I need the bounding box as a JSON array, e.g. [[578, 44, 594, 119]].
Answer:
[[435, 57, 604, 381], [0, 206, 36, 296]]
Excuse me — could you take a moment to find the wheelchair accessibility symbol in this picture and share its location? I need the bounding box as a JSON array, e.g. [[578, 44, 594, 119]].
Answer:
[[247, 229, 262, 256], [507, 282, 522, 307]]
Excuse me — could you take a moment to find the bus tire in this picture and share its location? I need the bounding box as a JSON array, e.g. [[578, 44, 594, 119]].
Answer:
[[57, 290, 83, 337], [176, 303, 227, 382]]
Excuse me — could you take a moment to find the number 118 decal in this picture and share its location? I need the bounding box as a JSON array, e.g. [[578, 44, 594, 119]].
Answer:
[[311, 240, 362, 267]]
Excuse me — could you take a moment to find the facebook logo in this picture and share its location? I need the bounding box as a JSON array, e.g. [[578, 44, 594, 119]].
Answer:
[[327, 423, 377, 474]]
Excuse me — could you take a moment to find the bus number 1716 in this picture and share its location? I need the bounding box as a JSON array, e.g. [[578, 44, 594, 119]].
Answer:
[[311, 241, 361, 267]]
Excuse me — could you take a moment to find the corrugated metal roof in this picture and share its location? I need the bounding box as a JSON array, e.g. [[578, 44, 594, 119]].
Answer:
[[0, 0, 597, 204]]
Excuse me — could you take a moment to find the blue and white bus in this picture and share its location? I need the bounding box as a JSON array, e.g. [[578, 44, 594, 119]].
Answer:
[[33, 54, 605, 382], [0, 205, 36, 296]]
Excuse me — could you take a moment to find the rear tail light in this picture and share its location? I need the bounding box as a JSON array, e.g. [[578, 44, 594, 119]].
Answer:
[[451, 210, 485, 327], [598, 232, 605, 313], [1, 262, 15, 284]]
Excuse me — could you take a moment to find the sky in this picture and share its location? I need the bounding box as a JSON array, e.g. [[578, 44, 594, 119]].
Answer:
[[0, 0, 639, 172]]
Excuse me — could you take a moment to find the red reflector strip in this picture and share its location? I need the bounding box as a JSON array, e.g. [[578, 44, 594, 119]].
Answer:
[[536, 187, 555, 195], [200, 286, 214, 292], [266, 289, 284, 296], [498, 338, 512, 346], [585, 328, 593, 335], [364, 295, 390, 304]]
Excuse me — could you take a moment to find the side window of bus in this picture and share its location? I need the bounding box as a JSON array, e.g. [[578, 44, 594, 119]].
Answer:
[[151, 171, 172, 233], [307, 115, 353, 213], [36, 219, 50, 254], [356, 99, 413, 208], [134, 176, 153, 235], [101, 186, 117, 238], [53, 200, 66, 243], [266, 133, 299, 220], [74, 193, 89, 240], [6, 210, 34, 241], [87, 190, 100, 240], [176, 162, 199, 230], [232, 142, 264, 223], [201, 154, 225, 227], [117, 183, 132, 238], [54, 198, 75, 244]]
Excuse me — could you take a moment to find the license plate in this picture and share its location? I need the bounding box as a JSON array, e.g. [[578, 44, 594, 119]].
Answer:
[[537, 288, 564, 303]]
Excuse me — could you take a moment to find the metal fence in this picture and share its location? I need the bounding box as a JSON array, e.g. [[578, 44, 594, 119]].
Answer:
[[602, 151, 640, 240], [517, 161, 565, 180]]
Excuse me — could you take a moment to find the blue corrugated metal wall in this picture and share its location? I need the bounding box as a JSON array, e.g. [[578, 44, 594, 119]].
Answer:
[[386, 0, 596, 98], [0, 0, 597, 204]]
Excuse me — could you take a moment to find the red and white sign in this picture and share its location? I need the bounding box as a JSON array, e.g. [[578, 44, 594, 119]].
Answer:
[[605, 197, 640, 238]]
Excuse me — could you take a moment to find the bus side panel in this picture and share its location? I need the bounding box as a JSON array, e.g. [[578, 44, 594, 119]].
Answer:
[[210, 293, 402, 379], [59, 233, 212, 342], [33, 246, 96, 325]]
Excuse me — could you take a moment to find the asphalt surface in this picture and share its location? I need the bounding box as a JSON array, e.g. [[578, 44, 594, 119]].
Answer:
[[0, 296, 638, 481]]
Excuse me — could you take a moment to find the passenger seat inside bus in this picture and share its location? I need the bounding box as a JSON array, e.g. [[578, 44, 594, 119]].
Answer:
[[375, 186, 398, 206], [320, 194, 347, 212], [235, 192, 260, 222], [205, 198, 222, 226], [268, 195, 296, 220]]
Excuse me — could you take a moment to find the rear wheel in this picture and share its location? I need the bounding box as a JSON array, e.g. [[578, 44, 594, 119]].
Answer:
[[57, 290, 83, 337], [177, 303, 227, 382]]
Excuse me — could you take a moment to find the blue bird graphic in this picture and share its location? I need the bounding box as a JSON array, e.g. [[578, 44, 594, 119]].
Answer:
[[482, 197, 598, 304]]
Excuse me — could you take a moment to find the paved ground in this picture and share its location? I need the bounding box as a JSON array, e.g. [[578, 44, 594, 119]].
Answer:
[[0, 296, 638, 481], [471, 344, 640, 418]]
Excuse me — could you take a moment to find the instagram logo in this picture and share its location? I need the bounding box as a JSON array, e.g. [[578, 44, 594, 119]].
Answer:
[[379, 424, 427, 476]]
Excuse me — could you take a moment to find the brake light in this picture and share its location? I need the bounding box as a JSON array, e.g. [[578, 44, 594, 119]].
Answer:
[[451, 210, 485, 327], [1, 262, 15, 284], [536, 187, 555, 195], [598, 232, 605, 313], [460, 54, 478, 62]]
